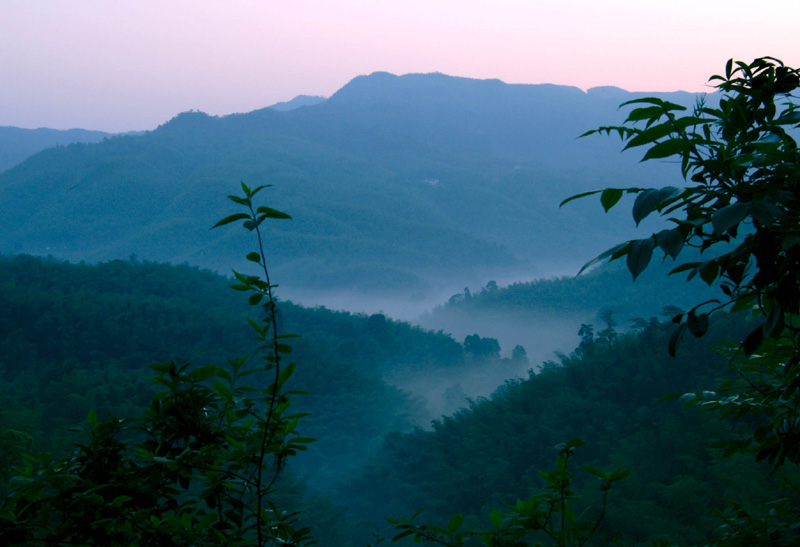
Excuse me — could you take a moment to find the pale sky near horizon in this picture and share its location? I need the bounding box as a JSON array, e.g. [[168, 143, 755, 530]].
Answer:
[[2, 0, 799, 132]]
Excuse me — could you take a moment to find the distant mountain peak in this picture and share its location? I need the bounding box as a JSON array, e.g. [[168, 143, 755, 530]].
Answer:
[[268, 95, 327, 112], [157, 109, 217, 130], [328, 71, 588, 108]]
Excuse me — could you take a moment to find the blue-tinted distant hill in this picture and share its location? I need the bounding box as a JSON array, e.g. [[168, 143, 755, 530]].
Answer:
[[0, 126, 112, 172], [268, 94, 327, 112], [0, 72, 709, 297]]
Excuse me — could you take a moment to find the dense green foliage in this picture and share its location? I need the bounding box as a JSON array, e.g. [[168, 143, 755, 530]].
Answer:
[[0, 253, 469, 489], [374, 57, 800, 547], [348, 316, 799, 545], [572, 57, 800, 469], [0, 185, 319, 545], [4, 256, 799, 545], [388, 440, 629, 547]]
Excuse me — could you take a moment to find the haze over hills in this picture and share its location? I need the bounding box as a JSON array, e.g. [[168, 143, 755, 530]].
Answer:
[[267, 95, 328, 112], [0, 95, 328, 174], [0, 127, 112, 173], [0, 72, 708, 310]]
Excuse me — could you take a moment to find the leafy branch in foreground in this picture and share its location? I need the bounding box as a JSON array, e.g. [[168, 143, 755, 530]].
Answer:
[[563, 57, 800, 469], [0, 182, 313, 546], [388, 441, 627, 547]]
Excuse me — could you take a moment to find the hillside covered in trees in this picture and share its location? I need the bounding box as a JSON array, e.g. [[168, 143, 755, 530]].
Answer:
[[0, 73, 696, 298], [1, 254, 797, 546]]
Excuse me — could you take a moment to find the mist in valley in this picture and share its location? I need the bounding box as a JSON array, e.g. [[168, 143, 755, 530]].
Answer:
[[278, 262, 597, 423]]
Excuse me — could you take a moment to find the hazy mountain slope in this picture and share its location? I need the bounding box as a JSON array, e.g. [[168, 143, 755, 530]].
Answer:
[[344, 317, 794, 546], [268, 95, 327, 111], [0, 73, 709, 297], [0, 126, 111, 172], [419, 258, 722, 365]]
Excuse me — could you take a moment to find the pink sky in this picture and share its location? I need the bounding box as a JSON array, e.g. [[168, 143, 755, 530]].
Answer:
[[2, 0, 799, 132]]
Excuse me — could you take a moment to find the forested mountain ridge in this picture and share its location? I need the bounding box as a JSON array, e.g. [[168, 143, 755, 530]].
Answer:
[[0, 254, 465, 493], [4, 254, 796, 547], [0, 126, 112, 173], [0, 96, 324, 173], [267, 95, 327, 112], [420, 258, 722, 361], [0, 72, 706, 298]]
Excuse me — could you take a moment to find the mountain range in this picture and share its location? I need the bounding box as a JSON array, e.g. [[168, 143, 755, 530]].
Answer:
[[0, 72, 707, 301]]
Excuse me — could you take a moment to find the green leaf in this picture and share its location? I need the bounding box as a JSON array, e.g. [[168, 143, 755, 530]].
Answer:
[[277, 343, 293, 354], [246, 252, 261, 263], [559, 190, 602, 208], [656, 228, 683, 259], [624, 123, 676, 149], [256, 206, 292, 220], [609, 468, 630, 482], [392, 530, 415, 542], [148, 361, 173, 372], [625, 106, 666, 123], [600, 188, 623, 212], [633, 186, 681, 226], [657, 392, 683, 403], [582, 465, 608, 480], [669, 323, 687, 357], [730, 293, 758, 313], [699, 261, 719, 285], [627, 237, 655, 280], [249, 293, 264, 306], [712, 202, 749, 234], [226, 195, 250, 206], [447, 514, 464, 533], [777, 108, 800, 124], [111, 495, 132, 507], [489, 508, 502, 530], [641, 138, 689, 161], [669, 261, 701, 276], [565, 439, 587, 450], [620, 97, 667, 108], [213, 379, 232, 402], [246, 317, 266, 336], [763, 305, 783, 338], [686, 311, 709, 338], [87, 409, 98, 429], [276, 362, 296, 389], [215, 368, 232, 382], [743, 325, 764, 356], [212, 213, 251, 229], [229, 283, 251, 291], [632, 189, 661, 225], [186, 365, 219, 382], [289, 437, 316, 445], [249, 184, 270, 197], [577, 242, 630, 275]]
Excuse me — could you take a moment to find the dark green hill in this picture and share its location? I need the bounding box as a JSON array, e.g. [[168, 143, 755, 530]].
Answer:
[[0, 254, 465, 490], [0, 73, 707, 297]]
